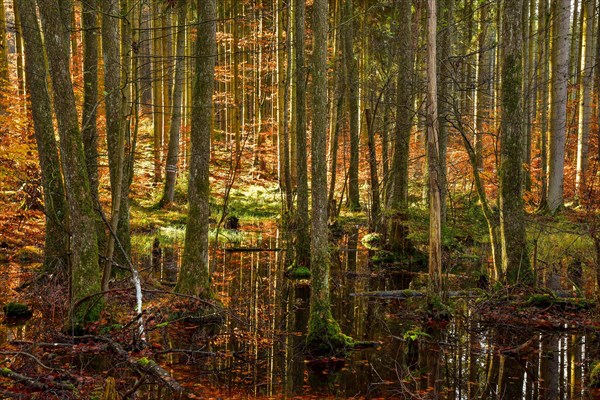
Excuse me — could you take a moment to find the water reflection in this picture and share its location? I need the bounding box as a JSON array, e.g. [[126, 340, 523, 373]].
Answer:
[[140, 226, 599, 398]]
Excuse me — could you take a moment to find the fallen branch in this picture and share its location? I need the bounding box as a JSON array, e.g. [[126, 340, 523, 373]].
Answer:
[[225, 247, 282, 253], [78, 335, 182, 395], [350, 290, 480, 299], [0, 367, 73, 391]]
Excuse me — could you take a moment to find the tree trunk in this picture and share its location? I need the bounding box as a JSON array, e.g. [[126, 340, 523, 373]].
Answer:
[[13, 0, 25, 104], [499, 0, 532, 284], [81, 0, 105, 251], [365, 109, 380, 233], [17, 0, 68, 272], [175, 0, 216, 296], [294, 0, 309, 269], [388, 0, 413, 254], [474, 1, 491, 173], [575, 0, 594, 200], [160, 0, 187, 206], [426, 0, 442, 294], [437, 0, 453, 223], [152, 1, 163, 183], [343, 0, 360, 211], [539, 0, 550, 208], [37, 0, 101, 323], [306, 0, 349, 355], [0, 0, 8, 84], [546, 0, 571, 213]]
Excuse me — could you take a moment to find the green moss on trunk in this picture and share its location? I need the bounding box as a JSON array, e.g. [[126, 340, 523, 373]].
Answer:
[[306, 308, 353, 356]]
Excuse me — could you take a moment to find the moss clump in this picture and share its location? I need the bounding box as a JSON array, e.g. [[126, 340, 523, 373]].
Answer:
[[137, 357, 156, 368], [361, 233, 382, 250], [371, 250, 395, 265], [590, 361, 600, 387], [14, 246, 43, 262], [306, 312, 354, 357], [286, 264, 311, 279], [3, 302, 33, 319], [528, 294, 555, 308]]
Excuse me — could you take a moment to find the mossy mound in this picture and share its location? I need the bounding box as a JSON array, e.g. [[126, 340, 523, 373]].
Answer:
[[13, 246, 43, 262], [3, 302, 33, 319], [527, 293, 591, 310], [286, 264, 311, 279], [590, 361, 600, 388], [306, 313, 354, 357], [371, 250, 395, 265]]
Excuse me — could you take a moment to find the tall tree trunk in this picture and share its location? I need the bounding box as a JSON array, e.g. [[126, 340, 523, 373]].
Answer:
[[437, 0, 452, 223], [539, 0, 550, 208], [17, 0, 68, 272], [388, 0, 413, 255], [160, 0, 187, 206], [499, 0, 532, 284], [426, 0, 442, 294], [152, 1, 163, 183], [546, 0, 571, 213], [81, 0, 105, 251], [365, 109, 380, 232], [0, 1, 8, 84], [294, 0, 309, 269], [13, 0, 25, 104], [575, 0, 595, 200], [343, 0, 360, 211], [37, 0, 101, 323], [100, 0, 126, 292], [306, 0, 349, 355], [175, 0, 216, 296]]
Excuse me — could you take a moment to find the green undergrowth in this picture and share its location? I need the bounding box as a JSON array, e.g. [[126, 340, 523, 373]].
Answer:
[[285, 263, 311, 279], [591, 361, 600, 387], [3, 302, 33, 319]]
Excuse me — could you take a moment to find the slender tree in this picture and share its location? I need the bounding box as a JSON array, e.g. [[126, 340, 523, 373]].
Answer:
[[546, 0, 571, 213], [426, 0, 442, 293], [175, 0, 216, 296], [343, 0, 360, 211], [499, 0, 532, 284], [160, 0, 187, 206], [575, 0, 594, 200], [294, 0, 310, 269]]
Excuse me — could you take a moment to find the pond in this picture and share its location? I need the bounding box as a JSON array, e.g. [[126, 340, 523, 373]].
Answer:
[[131, 224, 600, 399], [1, 224, 599, 399]]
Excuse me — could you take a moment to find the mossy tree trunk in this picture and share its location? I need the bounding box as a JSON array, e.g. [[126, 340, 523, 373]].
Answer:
[[388, 0, 413, 255], [37, 0, 101, 323], [17, 0, 68, 272], [306, 0, 349, 355], [175, 0, 216, 297], [294, 0, 310, 269], [499, 0, 532, 285], [160, 0, 187, 206]]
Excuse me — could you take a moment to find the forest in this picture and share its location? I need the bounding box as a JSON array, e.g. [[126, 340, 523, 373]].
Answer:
[[1, 0, 600, 398]]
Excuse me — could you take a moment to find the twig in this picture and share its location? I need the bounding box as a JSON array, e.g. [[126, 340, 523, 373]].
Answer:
[[0, 368, 73, 391], [0, 351, 55, 370]]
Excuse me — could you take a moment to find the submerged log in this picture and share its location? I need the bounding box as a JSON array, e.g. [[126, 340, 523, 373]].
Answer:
[[350, 290, 480, 299]]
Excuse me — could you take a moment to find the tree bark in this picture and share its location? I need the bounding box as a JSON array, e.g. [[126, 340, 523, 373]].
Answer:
[[160, 0, 187, 206], [343, 0, 360, 211], [175, 0, 216, 296], [306, 0, 348, 355], [294, 0, 309, 269], [388, 0, 413, 254], [575, 0, 595, 200], [17, 0, 69, 272], [499, 0, 532, 284], [426, 0, 442, 294], [81, 0, 105, 251], [37, 0, 101, 323], [546, 0, 571, 213]]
